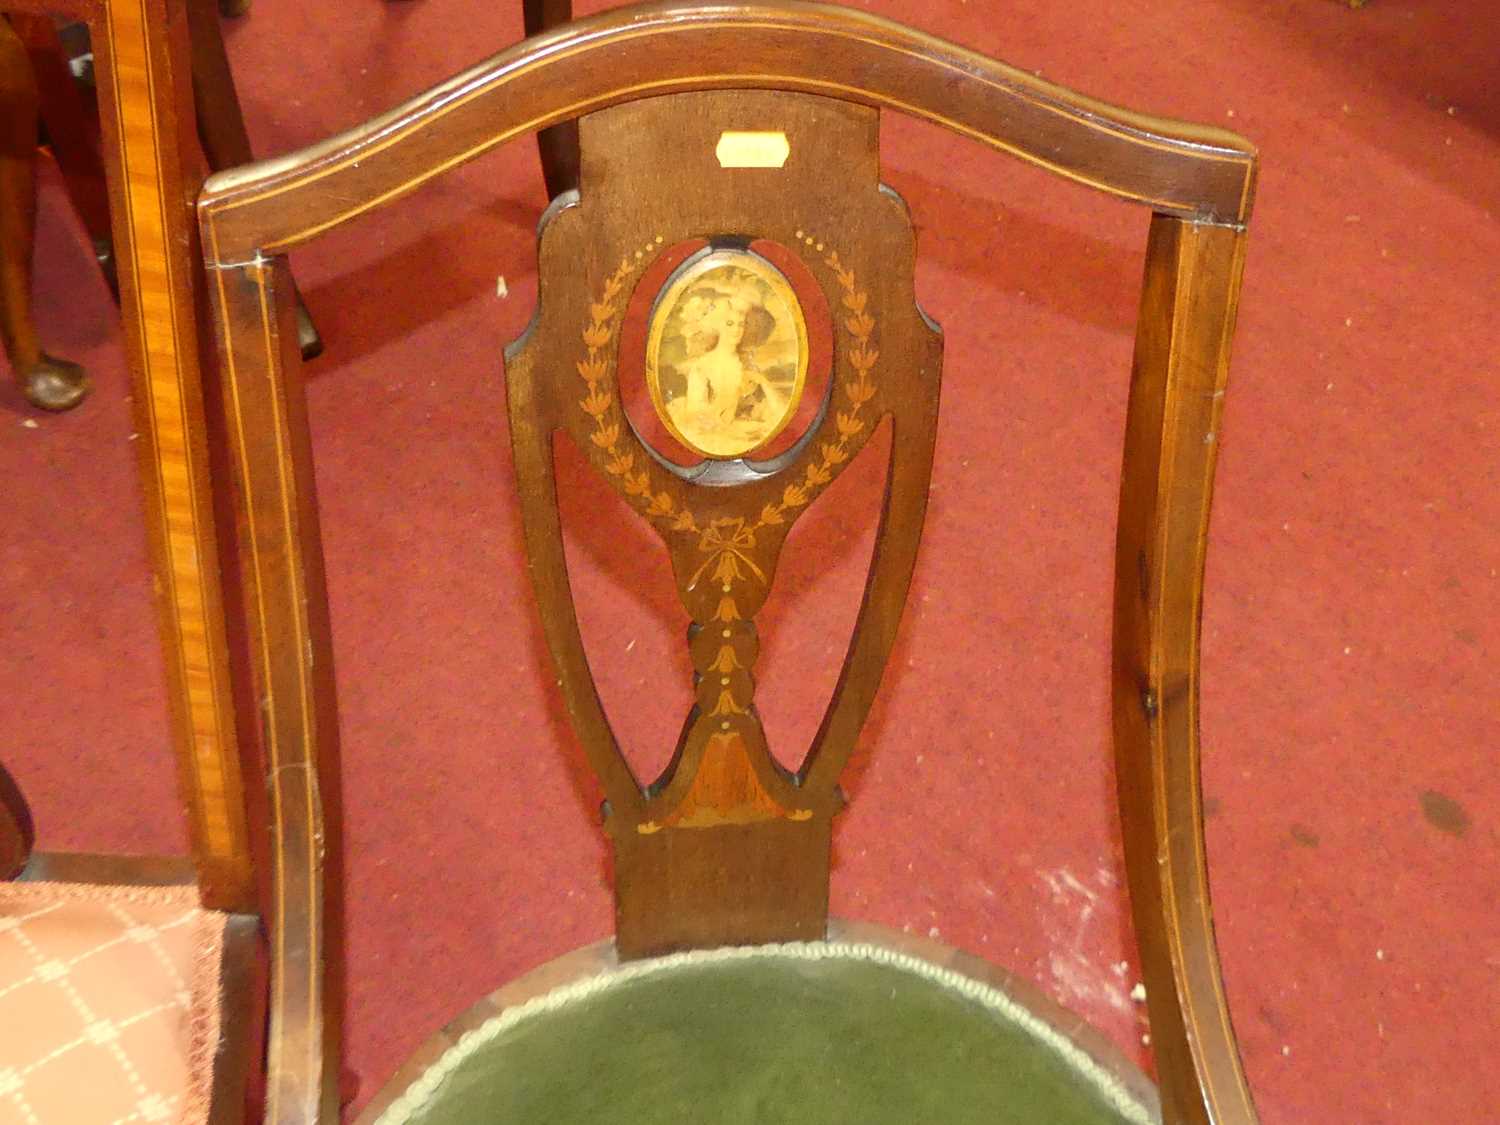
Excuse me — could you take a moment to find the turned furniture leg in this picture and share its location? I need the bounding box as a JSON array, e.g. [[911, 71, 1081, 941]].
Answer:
[[521, 0, 578, 199], [186, 0, 322, 359], [0, 16, 88, 411], [11, 14, 117, 299]]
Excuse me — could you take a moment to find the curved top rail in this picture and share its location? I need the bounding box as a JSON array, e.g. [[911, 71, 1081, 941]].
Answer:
[[199, 1, 1257, 258]]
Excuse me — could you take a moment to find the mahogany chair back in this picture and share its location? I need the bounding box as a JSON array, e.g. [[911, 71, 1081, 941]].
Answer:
[[198, 5, 1260, 1123]]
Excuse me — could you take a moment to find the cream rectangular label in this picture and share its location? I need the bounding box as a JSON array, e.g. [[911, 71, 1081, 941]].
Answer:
[[715, 131, 791, 169]]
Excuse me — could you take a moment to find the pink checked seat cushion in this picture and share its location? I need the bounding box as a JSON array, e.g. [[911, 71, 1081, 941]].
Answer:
[[0, 881, 226, 1125]]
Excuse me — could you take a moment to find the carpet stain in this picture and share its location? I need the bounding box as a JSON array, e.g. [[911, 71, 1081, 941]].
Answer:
[[1203, 796, 1223, 820], [1289, 823, 1320, 848], [1037, 867, 1131, 1017], [1419, 790, 1470, 837]]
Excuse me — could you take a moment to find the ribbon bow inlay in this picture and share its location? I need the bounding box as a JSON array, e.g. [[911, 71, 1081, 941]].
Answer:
[[689, 517, 767, 589]]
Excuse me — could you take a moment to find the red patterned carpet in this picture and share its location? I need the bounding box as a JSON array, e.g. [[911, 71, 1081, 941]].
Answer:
[[3, 1, 1497, 1121]]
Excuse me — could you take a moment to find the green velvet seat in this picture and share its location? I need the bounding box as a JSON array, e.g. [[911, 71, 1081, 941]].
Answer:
[[376, 944, 1156, 1125]]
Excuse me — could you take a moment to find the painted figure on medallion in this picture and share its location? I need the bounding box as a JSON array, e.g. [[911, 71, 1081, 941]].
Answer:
[[646, 249, 809, 459]]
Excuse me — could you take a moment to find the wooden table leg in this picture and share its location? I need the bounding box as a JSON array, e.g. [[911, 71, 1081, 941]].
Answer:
[[0, 16, 89, 411], [11, 14, 118, 299]]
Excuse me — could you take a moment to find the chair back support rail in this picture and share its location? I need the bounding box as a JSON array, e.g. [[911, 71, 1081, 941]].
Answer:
[[196, 5, 1258, 1124]]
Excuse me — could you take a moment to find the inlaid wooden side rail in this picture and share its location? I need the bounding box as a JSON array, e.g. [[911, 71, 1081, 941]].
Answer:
[[200, 0, 1256, 260], [206, 254, 341, 1125], [1113, 216, 1255, 1125], [6, 0, 253, 914]]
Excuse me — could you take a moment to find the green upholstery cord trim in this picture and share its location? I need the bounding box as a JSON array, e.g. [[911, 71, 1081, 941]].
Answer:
[[377, 941, 1157, 1124]]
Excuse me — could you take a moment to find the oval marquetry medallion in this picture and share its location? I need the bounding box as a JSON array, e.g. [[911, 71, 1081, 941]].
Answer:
[[645, 248, 809, 460]]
